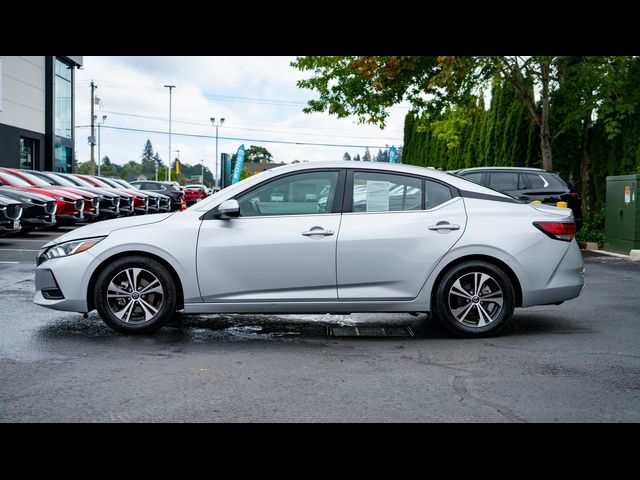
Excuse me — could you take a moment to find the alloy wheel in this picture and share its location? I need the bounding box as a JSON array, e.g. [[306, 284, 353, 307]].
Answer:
[[106, 267, 164, 324], [447, 271, 504, 328]]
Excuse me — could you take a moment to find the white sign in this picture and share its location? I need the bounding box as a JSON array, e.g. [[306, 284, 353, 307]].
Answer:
[[366, 180, 390, 212]]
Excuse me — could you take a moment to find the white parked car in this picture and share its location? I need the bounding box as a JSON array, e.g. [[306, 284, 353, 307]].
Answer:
[[34, 162, 584, 337]]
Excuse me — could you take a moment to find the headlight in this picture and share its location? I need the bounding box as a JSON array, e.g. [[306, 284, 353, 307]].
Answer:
[[37, 236, 106, 265]]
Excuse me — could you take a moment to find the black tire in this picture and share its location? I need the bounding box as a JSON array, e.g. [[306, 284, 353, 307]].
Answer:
[[94, 256, 177, 334], [433, 260, 515, 338]]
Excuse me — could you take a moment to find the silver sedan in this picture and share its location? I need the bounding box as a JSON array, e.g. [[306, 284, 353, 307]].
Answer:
[[34, 162, 584, 337]]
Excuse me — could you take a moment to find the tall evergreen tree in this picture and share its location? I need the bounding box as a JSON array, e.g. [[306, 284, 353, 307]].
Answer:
[[343, 152, 351, 161], [363, 147, 371, 162]]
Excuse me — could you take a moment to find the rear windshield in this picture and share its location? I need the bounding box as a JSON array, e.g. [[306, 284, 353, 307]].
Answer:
[[524, 172, 568, 190]]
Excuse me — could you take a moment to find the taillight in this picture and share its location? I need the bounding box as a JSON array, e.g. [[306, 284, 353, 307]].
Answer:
[[565, 193, 579, 198], [533, 222, 576, 242]]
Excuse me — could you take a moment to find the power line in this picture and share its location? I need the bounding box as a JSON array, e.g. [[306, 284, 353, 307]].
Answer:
[[75, 124, 396, 149], [75, 79, 410, 110], [99, 110, 402, 141]]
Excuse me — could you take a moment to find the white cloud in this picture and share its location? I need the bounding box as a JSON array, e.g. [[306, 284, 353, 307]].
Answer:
[[74, 56, 408, 179]]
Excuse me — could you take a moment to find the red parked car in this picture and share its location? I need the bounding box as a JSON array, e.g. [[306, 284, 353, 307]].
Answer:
[[0, 170, 85, 224], [183, 184, 208, 206], [0, 168, 100, 220], [74, 174, 150, 215]]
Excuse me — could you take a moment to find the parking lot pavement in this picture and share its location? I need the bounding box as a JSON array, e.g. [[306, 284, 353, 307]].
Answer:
[[0, 226, 78, 263], [1, 230, 639, 422]]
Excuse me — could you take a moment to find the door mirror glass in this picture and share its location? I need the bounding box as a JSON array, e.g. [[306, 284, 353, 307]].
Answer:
[[217, 199, 240, 219]]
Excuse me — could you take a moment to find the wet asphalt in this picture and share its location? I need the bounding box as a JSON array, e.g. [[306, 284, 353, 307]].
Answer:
[[1, 226, 639, 422]]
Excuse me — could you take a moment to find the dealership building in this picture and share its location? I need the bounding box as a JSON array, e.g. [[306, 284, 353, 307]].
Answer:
[[0, 56, 82, 173]]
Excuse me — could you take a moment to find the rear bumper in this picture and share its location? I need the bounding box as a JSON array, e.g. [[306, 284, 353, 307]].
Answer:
[[521, 240, 585, 307]]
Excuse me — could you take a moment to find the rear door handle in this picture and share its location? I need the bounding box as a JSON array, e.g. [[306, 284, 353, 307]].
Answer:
[[428, 223, 460, 231], [302, 227, 334, 237]]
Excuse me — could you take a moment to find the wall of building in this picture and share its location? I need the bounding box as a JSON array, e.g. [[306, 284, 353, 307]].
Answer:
[[0, 56, 46, 134]]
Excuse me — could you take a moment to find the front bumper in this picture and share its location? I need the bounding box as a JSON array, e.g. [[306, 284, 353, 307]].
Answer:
[[33, 252, 96, 312]]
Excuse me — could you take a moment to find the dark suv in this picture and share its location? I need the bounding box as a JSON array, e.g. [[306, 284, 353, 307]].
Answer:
[[129, 180, 185, 211], [454, 167, 583, 230]]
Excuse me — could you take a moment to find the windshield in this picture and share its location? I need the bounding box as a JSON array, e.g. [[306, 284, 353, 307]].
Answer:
[[111, 178, 134, 189], [64, 174, 93, 187], [97, 177, 122, 188], [11, 171, 51, 187], [84, 176, 112, 188], [0, 171, 32, 187], [45, 173, 78, 187]]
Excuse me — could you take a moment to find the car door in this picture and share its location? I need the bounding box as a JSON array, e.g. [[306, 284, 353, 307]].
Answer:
[[337, 170, 466, 301], [196, 169, 345, 302]]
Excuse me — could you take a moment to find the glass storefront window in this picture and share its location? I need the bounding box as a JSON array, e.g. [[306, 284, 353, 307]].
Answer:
[[54, 144, 72, 173], [20, 137, 35, 169], [54, 58, 72, 139]]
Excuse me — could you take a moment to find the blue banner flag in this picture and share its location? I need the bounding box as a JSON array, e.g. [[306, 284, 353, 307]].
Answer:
[[389, 145, 397, 164], [231, 144, 245, 184]]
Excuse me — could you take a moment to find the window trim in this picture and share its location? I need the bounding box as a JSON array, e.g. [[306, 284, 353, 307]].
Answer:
[[343, 168, 458, 214]]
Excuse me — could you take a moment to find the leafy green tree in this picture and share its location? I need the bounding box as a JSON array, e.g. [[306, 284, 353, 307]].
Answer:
[[292, 56, 635, 172], [245, 145, 273, 163]]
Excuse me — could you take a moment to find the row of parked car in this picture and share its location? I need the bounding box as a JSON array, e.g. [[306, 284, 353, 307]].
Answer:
[[0, 169, 204, 235]]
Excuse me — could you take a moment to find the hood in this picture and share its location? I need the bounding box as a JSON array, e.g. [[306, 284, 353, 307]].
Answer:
[[0, 186, 54, 203], [0, 193, 22, 207], [51, 212, 175, 245]]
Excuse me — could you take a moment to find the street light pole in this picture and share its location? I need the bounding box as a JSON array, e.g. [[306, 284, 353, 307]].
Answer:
[[210, 117, 225, 190], [97, 115, 107, 176], [164, 85, 176, 182]]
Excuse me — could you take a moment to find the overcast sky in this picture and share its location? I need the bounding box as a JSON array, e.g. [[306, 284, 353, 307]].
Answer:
[[74, 56, 408, 178]]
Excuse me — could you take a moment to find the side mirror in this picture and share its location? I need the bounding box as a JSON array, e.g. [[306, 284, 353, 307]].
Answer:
[[217, 199, 240, 219]]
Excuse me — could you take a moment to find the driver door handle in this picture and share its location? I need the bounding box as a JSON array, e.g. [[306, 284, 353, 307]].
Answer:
[[428, 223, 460, 231], [302, 228, 334, 237]]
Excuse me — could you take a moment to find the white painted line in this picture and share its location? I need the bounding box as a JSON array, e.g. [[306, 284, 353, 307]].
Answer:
[[0, 261, 19, 264], [591, 249, 631, 259], [0, 248, 37, 252], [3, 238, 52, 242]]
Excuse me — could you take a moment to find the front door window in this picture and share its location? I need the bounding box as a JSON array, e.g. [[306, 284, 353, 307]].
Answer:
[[237, 171, 339, 217]]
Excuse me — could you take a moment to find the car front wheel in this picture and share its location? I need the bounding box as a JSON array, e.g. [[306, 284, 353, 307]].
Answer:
[[94, 256, 177, 334], [434, 260, 515, 338]]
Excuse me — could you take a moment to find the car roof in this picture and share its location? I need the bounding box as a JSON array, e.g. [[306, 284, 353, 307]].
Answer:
[[456, 166, 547, 173], [190, 161, 513, 212]]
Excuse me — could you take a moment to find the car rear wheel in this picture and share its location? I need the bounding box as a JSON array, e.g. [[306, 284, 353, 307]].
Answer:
[[94, 256, 176, 334], [434, 260, 515, 338]]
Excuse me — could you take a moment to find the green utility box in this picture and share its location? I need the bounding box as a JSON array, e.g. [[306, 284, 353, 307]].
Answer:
[[604, 174, 640, 254]]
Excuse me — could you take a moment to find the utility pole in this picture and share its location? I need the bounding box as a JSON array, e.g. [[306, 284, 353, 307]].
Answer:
[[210, 117, 225, 190], [164, 85, 176, 182], [89, 81, 96, 176]]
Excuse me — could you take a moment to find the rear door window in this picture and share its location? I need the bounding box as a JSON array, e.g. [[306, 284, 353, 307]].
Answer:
[[352, 172, 423, 212], [488, 172, 525, 191]]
